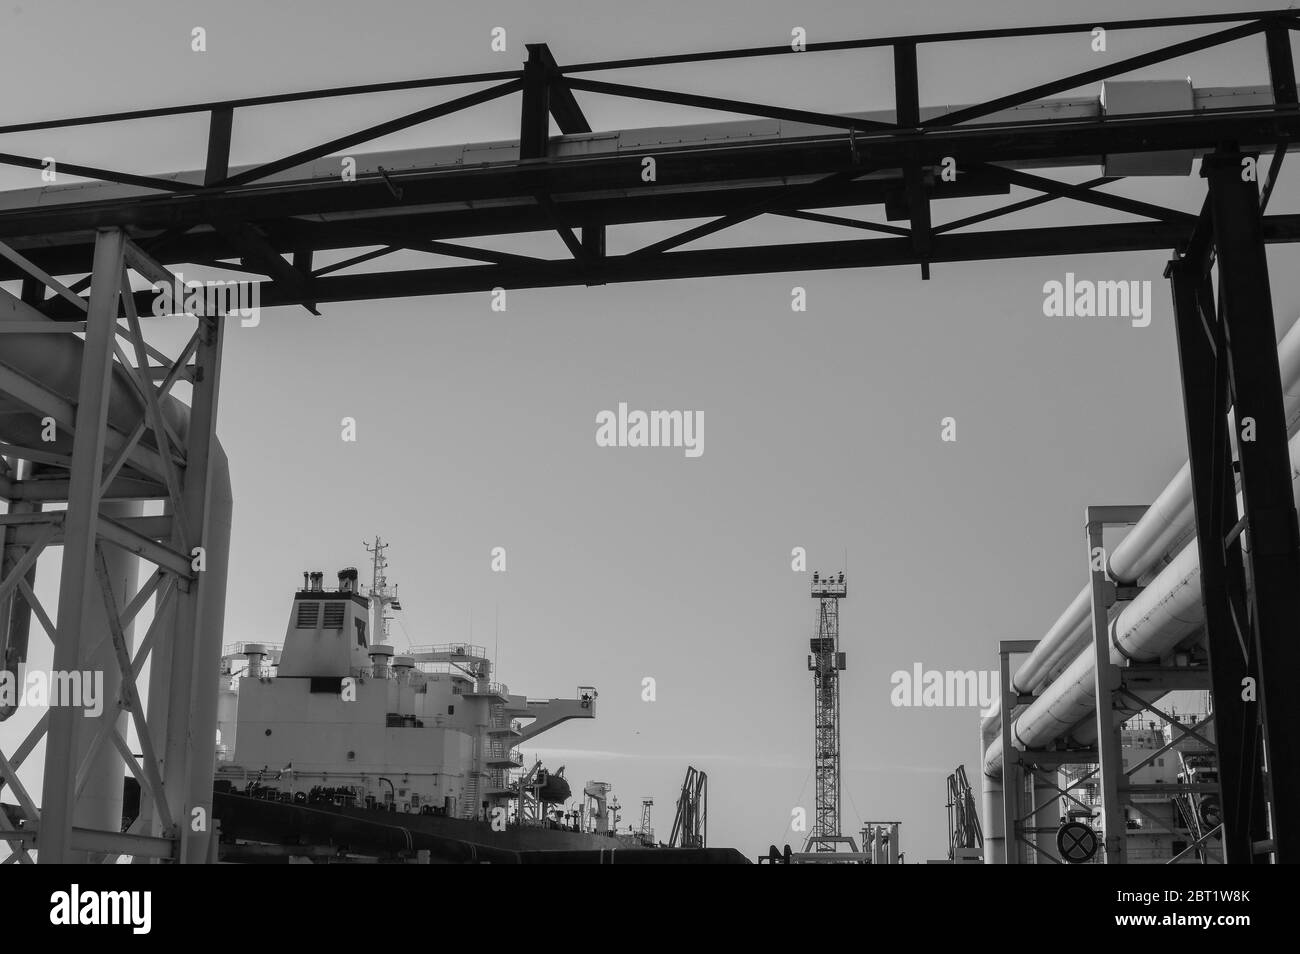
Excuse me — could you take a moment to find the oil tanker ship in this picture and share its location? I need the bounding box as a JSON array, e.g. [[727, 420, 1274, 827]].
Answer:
[[194, 540, 743, 863]]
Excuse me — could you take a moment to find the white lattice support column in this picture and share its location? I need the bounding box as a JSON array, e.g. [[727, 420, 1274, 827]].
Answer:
[[36, 227, 125, 864], [159, 311, 225, 862]]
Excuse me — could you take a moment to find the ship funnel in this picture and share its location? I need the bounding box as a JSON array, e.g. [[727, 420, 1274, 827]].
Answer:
[[391, 655, 414, 685], [302, 571, 310, 591], [243, 643, 271, 679], [369, 643, 394, 679], [338, 567, 359, 593], [309, 571, 324, 591]]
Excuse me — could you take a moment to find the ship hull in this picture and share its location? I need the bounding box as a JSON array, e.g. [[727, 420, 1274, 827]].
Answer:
[[213, 791, 747, 863]]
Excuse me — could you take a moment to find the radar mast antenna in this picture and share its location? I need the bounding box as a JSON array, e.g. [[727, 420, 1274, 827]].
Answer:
[[363, 536, 401, 645]]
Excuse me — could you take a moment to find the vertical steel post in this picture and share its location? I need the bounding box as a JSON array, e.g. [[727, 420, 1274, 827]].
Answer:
[[1166, 257, 1258, 863], [135, 506, 175, 860], [998, 645, 1021, 864], [1205, 152, 1300, 862], [1031, 769, 1061, 863], [1086, 514, 1127, 864], [519, 45, 552, 161], [186, 449, 230, 863], [161, 312, 225, 862], [894, 41, 932, 279], [1266, 23, 1298, 108], [204, 107, 234, 186], [37, 227, 124, 863]]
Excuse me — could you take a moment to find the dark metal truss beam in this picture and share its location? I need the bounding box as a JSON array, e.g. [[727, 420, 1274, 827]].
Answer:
[[2, 109, 1296, 249], [43, 216, 1279, 312], [0, 173, 1010, 281], [0, 11, 1293, 287]]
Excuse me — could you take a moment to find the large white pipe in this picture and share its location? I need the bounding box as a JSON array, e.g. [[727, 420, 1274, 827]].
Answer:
[[981, 721, 1004, 864], [981, 315, 1300, 749], [985, 424, 1300, 777]]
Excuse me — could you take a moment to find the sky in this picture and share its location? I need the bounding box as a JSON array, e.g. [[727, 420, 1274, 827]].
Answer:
[[2, 0, 1299, 861]]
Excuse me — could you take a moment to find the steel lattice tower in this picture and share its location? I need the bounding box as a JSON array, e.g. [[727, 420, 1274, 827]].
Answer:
[[808, 571, 847, 850]]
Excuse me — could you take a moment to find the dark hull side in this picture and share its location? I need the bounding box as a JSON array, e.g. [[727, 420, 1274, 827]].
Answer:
[[213, 791, 749, 864]]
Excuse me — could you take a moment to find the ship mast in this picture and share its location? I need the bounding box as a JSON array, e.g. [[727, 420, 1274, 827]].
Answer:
[[363, 536, 401, 645]]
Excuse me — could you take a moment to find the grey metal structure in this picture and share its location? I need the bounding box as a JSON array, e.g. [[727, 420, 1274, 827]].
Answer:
[[1085, 506, 1222, 864], [806, 571, 846, 851], [996, 508, 1227, 865], [946, 765, 983, 862], [0, 229, 230, 864], [4, 8, 1300, 864], [668, 765, 707, 849]]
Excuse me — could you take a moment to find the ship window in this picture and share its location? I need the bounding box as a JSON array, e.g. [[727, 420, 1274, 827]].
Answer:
[[323, 603, 346, 629], [448, 705, 454, 715], [296, 603, 320, 628]]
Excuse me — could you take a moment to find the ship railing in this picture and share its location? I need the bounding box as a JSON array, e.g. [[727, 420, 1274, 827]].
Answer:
[[414, 662, 460, 676], [222, 641, 284, 657], [409, 643, 488, 659]]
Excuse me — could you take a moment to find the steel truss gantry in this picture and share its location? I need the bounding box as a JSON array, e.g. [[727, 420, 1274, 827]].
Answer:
[[996, 639, 1072, 865], [1164, 149, 1300, 863], [3, 11, 1300, 305], [0, 229, 226, 864], [1083, 508, 1224, 866], [1, 9, 1299, 862], [1075, 136, 1300, 865]]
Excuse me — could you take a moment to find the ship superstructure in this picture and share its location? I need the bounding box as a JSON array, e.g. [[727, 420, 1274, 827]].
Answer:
[[215, 555, 598, 827]]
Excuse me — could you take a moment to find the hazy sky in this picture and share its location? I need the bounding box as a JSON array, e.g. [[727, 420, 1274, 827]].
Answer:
[[3, 0, 1298, 861]]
